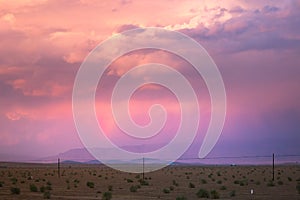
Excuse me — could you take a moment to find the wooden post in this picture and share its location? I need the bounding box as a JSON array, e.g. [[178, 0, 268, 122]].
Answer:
[[58, 158, 60, 178], [272, 153, 274, 181]]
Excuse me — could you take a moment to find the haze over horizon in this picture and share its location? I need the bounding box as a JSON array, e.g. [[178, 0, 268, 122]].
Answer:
[[0, 0, 299, 161]]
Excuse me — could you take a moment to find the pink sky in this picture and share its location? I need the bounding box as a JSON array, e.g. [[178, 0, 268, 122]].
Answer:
[[0, 0, 299, 160]]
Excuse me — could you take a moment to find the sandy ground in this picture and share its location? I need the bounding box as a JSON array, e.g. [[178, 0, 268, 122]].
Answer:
[[0, 162, 299, 200]]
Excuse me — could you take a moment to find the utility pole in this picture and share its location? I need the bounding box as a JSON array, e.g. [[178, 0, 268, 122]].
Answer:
[[58, 158, 60, 178], [142, 157, 145, 181], [272, 153, 275, 181]]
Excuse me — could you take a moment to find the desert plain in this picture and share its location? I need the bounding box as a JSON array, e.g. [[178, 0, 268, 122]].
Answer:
[[0, 162, 299, 200]]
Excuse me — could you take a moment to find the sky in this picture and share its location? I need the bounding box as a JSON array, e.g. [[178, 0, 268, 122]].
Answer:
[[0, 0, 300, 161]]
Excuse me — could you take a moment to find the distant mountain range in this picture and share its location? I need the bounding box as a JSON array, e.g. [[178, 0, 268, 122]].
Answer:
[[34, 147, 200, 165], [36, 147, 176, 164], [38, 148, 95, 163]]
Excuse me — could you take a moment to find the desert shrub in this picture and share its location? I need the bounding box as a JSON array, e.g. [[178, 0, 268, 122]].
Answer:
[[220, 185, 226, 190], [237, 179, 247, 186], [229, 190, 236, 197], [46, 181, 52, 186], [102, 191, 112, 200], [30, 184, 38, 192], [217, 172, 221, 176], [267, 181, 275, 187], [10, 187, 21, 195], [86, 181, 94, 188], [296, 182, 300, 194], [40, 186, 46, 193], [46, 185, 52, 190], [130, 185, 138, 192], [43, 191, 51, 199], [277, 180, 283, 185], [210, 190, 220, 199], [255, 181, 260, 185], [217, 180, 222, 184], [0, 181, 3, 187], [10, 177, 18, 184], [196, 188, 209, 198], [176, 196, 187, 200], [173, 180, 179, 186], [288, 177, 292, 181], [189, 182, 195, 188], [163, 188, 170, 193], [139, 179, 149, 186], [126, 178, 133, 183], [170, 186, 174, 191], [201, 179, 207, 184], [108, 185, 113, 191]]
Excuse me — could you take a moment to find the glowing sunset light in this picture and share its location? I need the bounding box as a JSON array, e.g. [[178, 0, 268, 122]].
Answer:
[[0, 0, 299, 164]]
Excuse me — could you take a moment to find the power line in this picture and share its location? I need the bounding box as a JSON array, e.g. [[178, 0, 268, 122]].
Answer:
[[177, 154, 300, 160]]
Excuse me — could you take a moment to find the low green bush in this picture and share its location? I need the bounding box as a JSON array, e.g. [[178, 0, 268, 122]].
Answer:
[[30, 184, 38, 192], [229, 190, 236, 197], [201, 179, 207, 184], [139, 179, 149, 186], [130, 185, 138, 192], [10, 187, 21, 195], [220, 185, 226, 190], [102, 191, 112, 200], [196, 188, 209, 198], [296, 182, 300, 194], [43, 191, 51, 199], [126, 178, 133, 183], [163, 188, 170, 194], [189, 182, 195, 188], [40, 186, 46, 193], [267, 181, 275, 187], [210, 190, 220, 199], [86, 181, 94, 188], [176, 196, 187, 200]]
